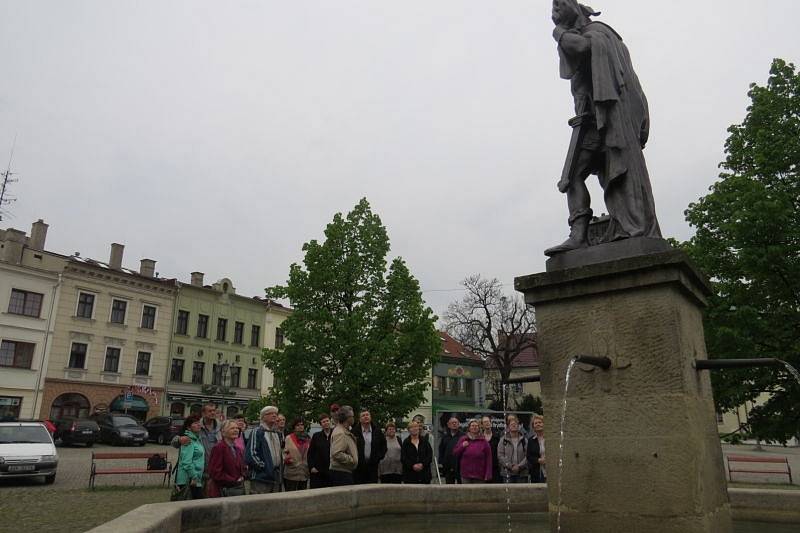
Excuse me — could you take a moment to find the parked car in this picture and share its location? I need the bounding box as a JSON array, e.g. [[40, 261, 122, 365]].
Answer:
[[91, 413, 149, 446], [53, 418, 100, 447], [143, 416, 184, 445], [0, 422, 58, 484]]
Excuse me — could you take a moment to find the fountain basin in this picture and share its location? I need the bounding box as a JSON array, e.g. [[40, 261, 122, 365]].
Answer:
[[87, 485, 800, 533]]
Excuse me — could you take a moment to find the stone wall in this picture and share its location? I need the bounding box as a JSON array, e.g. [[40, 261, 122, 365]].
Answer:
[[87, 486, 800, 533]]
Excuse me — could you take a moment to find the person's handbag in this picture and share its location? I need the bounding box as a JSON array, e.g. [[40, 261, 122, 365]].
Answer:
[[221, 484, 246, 497], [170, 483, 193, 501]]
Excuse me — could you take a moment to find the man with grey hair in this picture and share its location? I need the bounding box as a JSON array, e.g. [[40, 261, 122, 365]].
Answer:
[[245, 405, 284, 493], [328, 405, 358, 486]]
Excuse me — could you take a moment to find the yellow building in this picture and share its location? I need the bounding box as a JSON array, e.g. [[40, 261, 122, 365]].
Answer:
[[41, 243, 177, 422]]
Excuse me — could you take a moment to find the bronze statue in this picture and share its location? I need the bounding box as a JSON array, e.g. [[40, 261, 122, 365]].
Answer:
[[545, 0, 661, 256]]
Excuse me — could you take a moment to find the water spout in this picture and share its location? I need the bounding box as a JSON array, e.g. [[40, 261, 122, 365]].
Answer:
[[556, 357, 579, 533], [574, 355, 612, 370]]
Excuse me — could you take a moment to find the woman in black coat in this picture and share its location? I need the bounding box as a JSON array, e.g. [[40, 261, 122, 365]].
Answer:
[[401, 421, 433, 484]]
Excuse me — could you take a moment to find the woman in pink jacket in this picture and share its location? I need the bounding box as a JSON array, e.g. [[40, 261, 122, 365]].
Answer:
[[452, 419, 493, 483]]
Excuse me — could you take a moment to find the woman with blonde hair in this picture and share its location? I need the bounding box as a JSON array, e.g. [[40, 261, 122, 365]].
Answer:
[[208, 419, 245, 497], [401, 420, 433, 484]]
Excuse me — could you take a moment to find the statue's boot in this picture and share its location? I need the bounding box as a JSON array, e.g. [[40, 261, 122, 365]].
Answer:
[[544, 213, 591, 256]]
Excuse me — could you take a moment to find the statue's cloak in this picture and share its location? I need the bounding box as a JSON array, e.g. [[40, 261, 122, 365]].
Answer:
[[559, 21, 661, 241]]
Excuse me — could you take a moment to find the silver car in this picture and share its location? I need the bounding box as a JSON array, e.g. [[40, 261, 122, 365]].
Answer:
[[0, 422, 59, 484]]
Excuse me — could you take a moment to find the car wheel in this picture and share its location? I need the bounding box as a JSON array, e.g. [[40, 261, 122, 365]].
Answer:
[[139, 441, 146, 447], [85, 442, 94, 448], [44, 474, 56, 485], [112, 435, 121, 447], [157, 433, 166, 445]]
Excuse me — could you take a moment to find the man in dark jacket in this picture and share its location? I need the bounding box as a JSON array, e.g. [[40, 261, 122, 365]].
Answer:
[[308, 413, 333, 488], [352, 409, 387, 484], [438, 416, 464, 484]]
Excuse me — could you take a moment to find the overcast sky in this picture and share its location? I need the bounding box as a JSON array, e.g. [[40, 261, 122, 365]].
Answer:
[[1, 1, 798, 317]]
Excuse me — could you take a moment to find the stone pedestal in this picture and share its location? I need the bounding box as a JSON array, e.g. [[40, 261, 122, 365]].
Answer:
[[515, 245, 732, 533]]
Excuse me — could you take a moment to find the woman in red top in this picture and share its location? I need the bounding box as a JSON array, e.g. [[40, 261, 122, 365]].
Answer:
[[208, 420, 246, 497]]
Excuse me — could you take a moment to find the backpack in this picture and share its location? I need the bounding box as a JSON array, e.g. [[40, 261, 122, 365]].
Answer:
[[147, 454, 168, 471]]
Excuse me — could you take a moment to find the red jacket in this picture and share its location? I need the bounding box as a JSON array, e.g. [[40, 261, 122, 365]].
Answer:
[[208, 440, 246, 497]]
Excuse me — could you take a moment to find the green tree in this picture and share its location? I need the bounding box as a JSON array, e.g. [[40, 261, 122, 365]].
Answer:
[[262, 198, 441, 423], [682, 58, 800, 443]]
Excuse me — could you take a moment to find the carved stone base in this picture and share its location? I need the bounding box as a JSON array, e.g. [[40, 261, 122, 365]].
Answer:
[[516, 249, 732, 533]]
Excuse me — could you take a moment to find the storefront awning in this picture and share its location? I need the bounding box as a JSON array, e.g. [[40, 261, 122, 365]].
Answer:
[[110, 395, 149, 412]]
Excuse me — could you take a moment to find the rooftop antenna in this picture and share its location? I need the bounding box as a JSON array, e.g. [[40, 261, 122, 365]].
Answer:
[[0, 134, 19, 222]]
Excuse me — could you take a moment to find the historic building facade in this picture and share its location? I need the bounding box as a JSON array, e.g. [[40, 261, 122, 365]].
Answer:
[[165, 274, 276, 419], [0, 221, 66, 419], [40, 244, 177, 422]]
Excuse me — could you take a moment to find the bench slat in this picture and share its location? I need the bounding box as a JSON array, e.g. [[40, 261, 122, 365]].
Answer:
[[94, 468, 170, 474], [729, 469, 791, 475], [92, 453, 167, 460], [727, 455, 788, 464]]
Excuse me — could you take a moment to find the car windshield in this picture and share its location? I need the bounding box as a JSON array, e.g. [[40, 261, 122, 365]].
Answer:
[[0, 425, 52, 444], [112, 416, 139, 427]]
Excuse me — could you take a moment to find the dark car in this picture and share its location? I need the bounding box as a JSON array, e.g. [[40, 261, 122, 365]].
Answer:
[[91, 414, 149, 446], [143, 416, 184, 445], [53, 418, 100, 447]]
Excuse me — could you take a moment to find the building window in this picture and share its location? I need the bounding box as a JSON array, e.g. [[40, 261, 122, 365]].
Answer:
[[76, 292, 95, 319], [141, 305, 157, 329], [247, 368, 258, 389], [212, 364, 224, 386], [170, 402, 185, 417], [104, 347, 121, 373], [170, 359, 185, 382], [192, 361, 205, 384], [465, 378, 474, 397], [216, 318, 227, 341], [234, 322, 244, 344], [458, 378, 466, 394], [435, 375, 446, 394], [229, 366, 241, 388], [68, 343, 88, 369], [275, 327, 284, 349], [8, 289, 44, 318], [0, 340, 35, 369], [251, 325, 260, 347], [197, 314, 209, 338], [110, 299, 127, 324], [176, 310, 189, 335], [135, 352, 151, 375], [0, 396, 22, 420]]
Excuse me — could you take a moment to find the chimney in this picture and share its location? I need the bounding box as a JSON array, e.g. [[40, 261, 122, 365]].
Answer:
[[109, 243, 124, 270], [29, 219, 49, 250], [140, 258, 156, 278], [2, 228, 26, 264], [190, 272, 204, 287]]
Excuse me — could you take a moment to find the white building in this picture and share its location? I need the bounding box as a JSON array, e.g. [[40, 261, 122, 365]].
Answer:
[[0, 221, 64, 420]]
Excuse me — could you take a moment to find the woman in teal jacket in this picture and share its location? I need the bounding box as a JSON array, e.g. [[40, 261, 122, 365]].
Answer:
[[176, 414, 205, 499]]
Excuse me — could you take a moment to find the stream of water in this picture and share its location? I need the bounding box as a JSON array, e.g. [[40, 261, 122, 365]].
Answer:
[[556, 356, 579, 533], [778, 360, 800, 387]]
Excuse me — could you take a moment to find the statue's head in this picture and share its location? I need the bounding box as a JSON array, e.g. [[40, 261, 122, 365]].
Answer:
[[552, 0, 599, 27]]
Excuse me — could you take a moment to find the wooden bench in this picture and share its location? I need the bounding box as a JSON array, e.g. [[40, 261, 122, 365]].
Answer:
[[727, 454, 793, 484], [89, 452, 172, 489]]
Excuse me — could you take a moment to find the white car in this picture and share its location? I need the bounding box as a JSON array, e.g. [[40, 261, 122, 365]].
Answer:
[[0, 422, 58, 484]]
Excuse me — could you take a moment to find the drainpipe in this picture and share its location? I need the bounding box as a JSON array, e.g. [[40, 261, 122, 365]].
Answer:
[[33, 273, 62, 419], [161, 282, 180, 416]]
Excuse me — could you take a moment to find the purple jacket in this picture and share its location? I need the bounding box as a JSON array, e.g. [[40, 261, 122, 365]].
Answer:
[[452, 435, 492, 481]]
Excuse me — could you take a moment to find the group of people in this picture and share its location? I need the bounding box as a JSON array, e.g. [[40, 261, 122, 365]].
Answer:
[[171, 402, 546, 500], [439, 414, 546, 484]]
